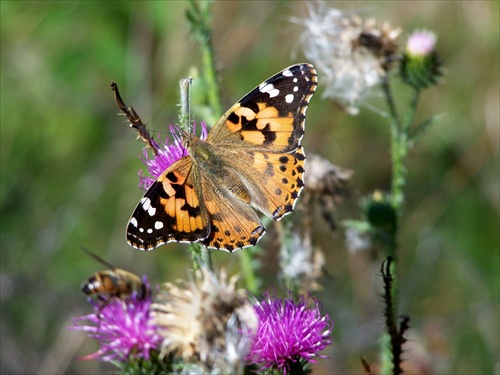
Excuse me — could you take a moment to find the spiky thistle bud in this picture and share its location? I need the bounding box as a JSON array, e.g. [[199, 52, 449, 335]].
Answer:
[[401, 30, 443, 89]]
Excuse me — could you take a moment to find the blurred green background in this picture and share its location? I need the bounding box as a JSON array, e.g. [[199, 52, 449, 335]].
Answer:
[[1, 1, 498, 374]]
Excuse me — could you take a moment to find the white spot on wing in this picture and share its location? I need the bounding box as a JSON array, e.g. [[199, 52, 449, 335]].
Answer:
[[148, 206, 156, 216], [285, 94, 294, 103], [259, 82, 280, 98], [130, 217, 138, 227], [139, 228, 144, 233], [147, 228, 153, 234], [282, 69, 293, 77], [141, 197, 151, 211], [154, 221, 164, 230]]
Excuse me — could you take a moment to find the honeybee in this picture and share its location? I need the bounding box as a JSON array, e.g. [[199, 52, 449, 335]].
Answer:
[[81, 247, 147, 300]]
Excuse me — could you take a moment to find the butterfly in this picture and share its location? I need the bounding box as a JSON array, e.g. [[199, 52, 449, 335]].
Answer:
[[126, 63, 317, 252]]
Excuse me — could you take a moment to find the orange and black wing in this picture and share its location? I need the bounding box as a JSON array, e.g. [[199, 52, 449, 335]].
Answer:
[[126, 156, 210, 250]]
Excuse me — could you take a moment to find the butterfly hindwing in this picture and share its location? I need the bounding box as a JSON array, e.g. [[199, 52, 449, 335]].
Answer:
[[200, 170, 266, 251]]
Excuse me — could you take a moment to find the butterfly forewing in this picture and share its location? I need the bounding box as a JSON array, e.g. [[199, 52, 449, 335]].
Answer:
[[126, 156, 210, 250], [207, 64, 317, 153]]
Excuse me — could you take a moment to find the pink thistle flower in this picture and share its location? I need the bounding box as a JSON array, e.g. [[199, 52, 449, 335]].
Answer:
[[138, 122, 208, 190], [247, 292, 333, 374], [69, 277, 162, 363], [406, 30, 437, 57]]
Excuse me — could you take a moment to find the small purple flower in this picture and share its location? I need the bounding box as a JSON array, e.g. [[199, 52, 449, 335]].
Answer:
[[247, 292, 333, 374], [139, 122, 208, 190], [69, 278, 161, 362], [406, 30, 437, 57]]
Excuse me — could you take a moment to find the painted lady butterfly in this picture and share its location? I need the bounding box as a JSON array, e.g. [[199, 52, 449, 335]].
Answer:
[[126, 63, 317, 252]]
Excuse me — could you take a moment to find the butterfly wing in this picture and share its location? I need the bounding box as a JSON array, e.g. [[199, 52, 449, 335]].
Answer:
[[125, 64, 316, 252], [207, 63, 317, 153], [199, 168, 266, 251], [126, 156, 210, 250], [206, 63, 316, 221]]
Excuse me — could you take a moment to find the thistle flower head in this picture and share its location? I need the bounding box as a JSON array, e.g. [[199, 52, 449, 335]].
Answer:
[[293, 3, 401, 114], [247, 292, 333, 374], [69, 277, 161, 363], [139, 121, 208, 190], [152, 268, 257, 372], [401, 29, 442, 89], [406, 30, 437, 57]]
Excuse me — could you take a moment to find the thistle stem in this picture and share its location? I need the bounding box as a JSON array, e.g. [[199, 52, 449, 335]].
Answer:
[[381, 76, 402, 375], [382, 75, 401, 131], [179, 77, 193, 132], [239, 250, 259, 295], [187, 0, 221, 120], [381, 79, 421, 374]]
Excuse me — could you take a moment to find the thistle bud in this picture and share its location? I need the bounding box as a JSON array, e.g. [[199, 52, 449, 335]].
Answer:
[[364, 191, 397, 235], [401, 30, 443, 89]]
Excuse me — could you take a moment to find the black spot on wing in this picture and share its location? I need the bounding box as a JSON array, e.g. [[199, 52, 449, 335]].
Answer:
[[279, 156, 289, 164], [228, 112, 239, 125]]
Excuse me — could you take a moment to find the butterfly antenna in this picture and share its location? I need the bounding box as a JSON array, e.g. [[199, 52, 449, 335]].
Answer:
[[81, 246, 116, 270], [110, 82, 159, 156]]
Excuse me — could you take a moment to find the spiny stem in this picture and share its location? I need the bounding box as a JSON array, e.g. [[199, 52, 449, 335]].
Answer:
[[403, 88, 421, 133], [187, 0, 221, 120], [179, 77, 193, 132], [189, 243, 213, 273], [382, 75, 401, 131]]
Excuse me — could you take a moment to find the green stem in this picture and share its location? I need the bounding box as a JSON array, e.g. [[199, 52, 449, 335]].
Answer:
[[381, 80, 421, 374], [390, 124, 406, 211], [187, 0, 221, 121], [403, 88, 421, 133], [391, 88, 420, 211], [200, 29, 221, 119], [178, 77, 193, 132], [189, 243, 213, 272], [381, 75, 401, 130], [239, 250, 259, 295], [380, 76, 401, 375]]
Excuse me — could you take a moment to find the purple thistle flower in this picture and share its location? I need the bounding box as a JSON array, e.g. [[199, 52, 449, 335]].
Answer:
[[139, 122, 208, 190], [247, 292, 333, 374], [69, 278, 162, 363]]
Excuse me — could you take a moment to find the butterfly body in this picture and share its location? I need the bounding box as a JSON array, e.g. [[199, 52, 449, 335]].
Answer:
[[126, 64, 317, 252]]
